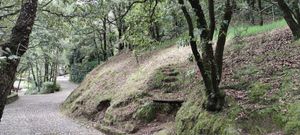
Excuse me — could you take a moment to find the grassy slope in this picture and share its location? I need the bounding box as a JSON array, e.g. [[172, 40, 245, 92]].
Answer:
[[62, 20, 300, 135], [61, 46, 192, 134]]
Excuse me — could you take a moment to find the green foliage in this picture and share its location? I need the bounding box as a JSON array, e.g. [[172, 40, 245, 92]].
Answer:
[[149, 70, 165, 89], [70, 61, 98, 83], [40, 82, 61, 94], [25, 85, 39, 95], [134, 102, 156, 123]]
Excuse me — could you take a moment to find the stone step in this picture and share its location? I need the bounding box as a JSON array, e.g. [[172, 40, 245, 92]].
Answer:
[[164, 71, 179, 76], [162, 77, 178, 83]]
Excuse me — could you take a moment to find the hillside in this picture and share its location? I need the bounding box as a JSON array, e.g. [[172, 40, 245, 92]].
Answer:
[[61, 28, 300, 135]]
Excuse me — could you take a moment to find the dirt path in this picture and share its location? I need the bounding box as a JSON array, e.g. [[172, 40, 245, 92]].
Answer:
[[0, 76, 104, 135]]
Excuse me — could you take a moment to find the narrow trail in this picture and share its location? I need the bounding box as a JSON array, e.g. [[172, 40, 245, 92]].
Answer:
[[0, 76, 104, 135]]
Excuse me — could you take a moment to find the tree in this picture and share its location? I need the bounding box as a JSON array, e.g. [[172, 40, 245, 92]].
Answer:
[[178, 0, 234, 111], [275, 0, 300, 39], [0, 0, 38, 120]]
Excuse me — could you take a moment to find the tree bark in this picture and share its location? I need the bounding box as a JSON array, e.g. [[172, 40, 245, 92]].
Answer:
[[179, 0, 233, 111], [247, 0, 256, 24], [276, 0, 300, 39], [258, 0, 263, 26], [44, 55, 49, 82], [0, 0, 38, 121], [102, 16, 108, 61], [215, 0, 233, 84]]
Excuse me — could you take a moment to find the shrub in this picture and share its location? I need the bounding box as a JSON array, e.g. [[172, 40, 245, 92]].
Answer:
[[134, 102, 156, 122], [40, 82, 60, 94], [25, 86, 39, 95]]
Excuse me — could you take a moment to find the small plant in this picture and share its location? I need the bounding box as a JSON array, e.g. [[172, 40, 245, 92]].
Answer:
[[40, 82, 60, 94], [248, 82, 271, 102], [134, 102, 156, 122]]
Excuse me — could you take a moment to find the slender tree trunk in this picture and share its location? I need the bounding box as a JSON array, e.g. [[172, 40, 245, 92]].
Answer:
[[93, 34, 101, 64], [108, 24, 114, 56], [44, 56, 49, 82], [258, 0, 263, 26], [118, 27, 124, 51], [17, 73, 23, 92], [179, 0, 233, 111], [154, 22, 161, 41], [30, 62, 39, 91], [246, 0, 255, 24], [215, 0, 233, 84], [36, 59, 42, 89], [103, 17, 108, 61]]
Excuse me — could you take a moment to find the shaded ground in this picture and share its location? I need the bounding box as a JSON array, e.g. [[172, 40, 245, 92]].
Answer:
[[0, 76, 104, 135]]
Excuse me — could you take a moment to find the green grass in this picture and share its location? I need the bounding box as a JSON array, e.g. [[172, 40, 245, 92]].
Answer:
[[228, 19, 287, 39]]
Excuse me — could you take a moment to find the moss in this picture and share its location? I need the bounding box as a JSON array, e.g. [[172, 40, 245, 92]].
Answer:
[[248, 82, 271, 102], [240, 107, 281, 134], [148, 67, 181, 93], [176, 90, 239, 135], [134, 102, 156, 123], [148, 70, 165, 90]]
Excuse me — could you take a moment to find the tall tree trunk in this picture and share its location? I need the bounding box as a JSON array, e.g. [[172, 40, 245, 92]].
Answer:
[[30, 62, 39, 91], [44, 55, 49, 82], [276, 0, 300, 39], [258, 0, 263, 26], [154, 22, 161, 41], [102, 17, 108, 61], [117, 27, 124, 51], [247, 0, 255, 24], [17, 73, 23, 92], [108, 23, 114, 57], [215, 0, 233, 84], [93, 34, 101, 64], [0, 0, 38, 120]]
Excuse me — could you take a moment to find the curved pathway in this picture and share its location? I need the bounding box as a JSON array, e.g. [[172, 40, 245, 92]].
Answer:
[[0, 76, 104, 135]]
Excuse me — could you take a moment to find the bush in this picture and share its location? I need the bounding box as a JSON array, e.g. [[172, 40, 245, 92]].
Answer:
[[134, 102, 156, 122], [25, 85, 39, 95], [40, 82, 60, 94]]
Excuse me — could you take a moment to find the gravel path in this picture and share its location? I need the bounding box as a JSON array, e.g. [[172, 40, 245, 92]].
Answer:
[[0, 76, 104, 135]]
